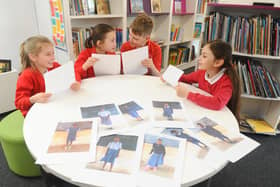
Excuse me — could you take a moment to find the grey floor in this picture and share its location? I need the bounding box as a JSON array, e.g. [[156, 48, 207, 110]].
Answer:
[[1, 111, 280, 187]]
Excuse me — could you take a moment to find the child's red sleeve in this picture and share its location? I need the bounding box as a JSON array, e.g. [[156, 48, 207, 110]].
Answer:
[[187, 80, 233, 110], [15, 73, 34, 116], [152, 45, 162, 72], [74, 50, 90, 82], [179, 70, 203, 84]]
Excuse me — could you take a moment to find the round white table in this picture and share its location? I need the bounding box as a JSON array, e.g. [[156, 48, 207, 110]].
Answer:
[[24, 75, 239, 186]]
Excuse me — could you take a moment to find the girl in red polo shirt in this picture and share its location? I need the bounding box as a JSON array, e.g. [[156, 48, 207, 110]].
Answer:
[[74, 24, 117, 82], [121, 13, 162, 76], [176, 40, 241, 120], [15, 35, 79, 117]]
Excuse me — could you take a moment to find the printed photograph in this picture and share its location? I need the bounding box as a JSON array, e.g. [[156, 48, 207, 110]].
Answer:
[[47, 121, 93, 153], [162, 128, 209, 159], [140, 134, 182, 178], [87, 134, 139, 174], [130, 0, 144, 13], [80, 103, 128, 133], [151, 0, 161, 13], [96, 0, 111, 14], [193, 117, 244, 151], [118, 101, 149, 125], [0, 59, 11, 73], [152, 101, 187, 122]]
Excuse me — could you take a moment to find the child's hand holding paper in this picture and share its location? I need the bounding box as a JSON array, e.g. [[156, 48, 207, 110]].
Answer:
[[162, 65, 183, 87]]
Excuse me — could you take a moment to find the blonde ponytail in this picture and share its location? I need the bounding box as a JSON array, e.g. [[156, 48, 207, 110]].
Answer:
[[19, 35, 53, 72]]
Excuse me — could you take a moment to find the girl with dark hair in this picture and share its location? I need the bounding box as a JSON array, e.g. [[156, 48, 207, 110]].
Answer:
[[176, 40, 241, 121], [74, 24, 118, 83]]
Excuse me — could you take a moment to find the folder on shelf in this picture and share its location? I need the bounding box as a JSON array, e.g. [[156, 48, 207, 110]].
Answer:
[[246, 118, 276, 135]]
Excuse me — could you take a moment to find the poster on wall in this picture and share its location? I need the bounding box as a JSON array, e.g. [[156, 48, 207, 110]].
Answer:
[[49, 0, 67, 50]]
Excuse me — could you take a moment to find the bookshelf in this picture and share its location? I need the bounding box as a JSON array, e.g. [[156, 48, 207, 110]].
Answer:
[[202, 3, 280, 133], [64, 0, 200, 71], [0, 70, 17, 113]]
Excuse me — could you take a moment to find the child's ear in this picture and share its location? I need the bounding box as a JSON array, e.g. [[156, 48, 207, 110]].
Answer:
[[145, 35, 150, 41], [28, 53, 37, 62], [214, 59, 224, 68], [96, 40, 102, 47]]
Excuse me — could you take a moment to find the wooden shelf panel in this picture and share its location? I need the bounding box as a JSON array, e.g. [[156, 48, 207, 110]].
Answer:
[[241, 94, 280, 101]]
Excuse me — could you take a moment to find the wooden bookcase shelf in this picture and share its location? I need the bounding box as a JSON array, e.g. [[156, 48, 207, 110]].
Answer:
[[202, 2, 280, 131], [64, 0, 201, 71]]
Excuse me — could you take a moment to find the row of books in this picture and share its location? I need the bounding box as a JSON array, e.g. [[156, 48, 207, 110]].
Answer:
[[69, 0, 110, 16], [203, 12, 280, 56], [128, 0, 162, 15], [72, 27, 123, 59], [168, 46, 191, 66], [170, 24, 184, 41], [196, 0, 216, 14], [233, 58, 280, 98]]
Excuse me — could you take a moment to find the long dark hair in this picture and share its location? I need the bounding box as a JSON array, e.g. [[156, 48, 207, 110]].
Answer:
[[207, 40, 241, 121], [85, 24, 114, 48]]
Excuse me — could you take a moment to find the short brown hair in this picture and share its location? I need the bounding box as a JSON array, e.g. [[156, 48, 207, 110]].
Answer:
[[130, 13, 153, 36]]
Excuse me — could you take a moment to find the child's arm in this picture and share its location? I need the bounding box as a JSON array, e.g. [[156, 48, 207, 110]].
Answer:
[[70, 82, 81, 91], [141, 58, 161, 76], [74, 50, 97, 81], [29, 93, 52, 103], [144, 44, 162, 76], [179, 70, 203, 84], [15, 75, 51, 112], [176, 80, 233, 110]]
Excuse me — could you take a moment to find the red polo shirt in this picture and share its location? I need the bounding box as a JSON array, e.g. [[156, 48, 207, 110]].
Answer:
[[74, 47, 116, 81], [15, 62, 60, 117], [179, 70, 233, 110]]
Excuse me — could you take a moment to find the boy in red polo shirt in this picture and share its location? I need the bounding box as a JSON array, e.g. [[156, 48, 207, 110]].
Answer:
[[121, 13, 162, 76]]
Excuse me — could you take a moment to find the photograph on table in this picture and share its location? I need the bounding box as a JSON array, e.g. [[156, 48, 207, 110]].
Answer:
[[87, 134, 140, 174], [73, 133, 143, 187], [161, 127, 210, 159], [152, 101, 189, 122], [137, 133, 185, 187], [192, 117, 260, 162], [161, 127, 227, 170], [80, 103, 129, 134], [118, 101, 149, 125], [193, 117, 243, 150], [36, 120, 97, 164]]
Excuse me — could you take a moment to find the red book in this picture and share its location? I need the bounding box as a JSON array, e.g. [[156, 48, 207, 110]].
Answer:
[[173, 27, 178, 41], [247, 60, 256, 95]]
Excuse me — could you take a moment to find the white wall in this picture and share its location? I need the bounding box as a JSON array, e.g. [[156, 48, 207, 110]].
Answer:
[[218, 0, 280, 7], [34, 0, 70, 64], [0, 0, 38, 71], [0, 0, 70, 73]]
